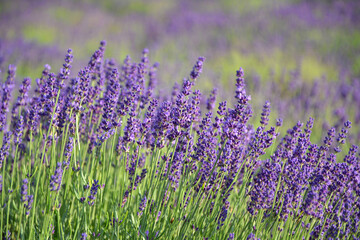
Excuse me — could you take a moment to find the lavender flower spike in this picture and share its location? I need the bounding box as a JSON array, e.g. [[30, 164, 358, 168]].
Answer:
[[0, 131, 12, 169], [190, 56, 205, 81], [50, 162, 63, 191], [0, 65, 16, 131], [20, 178, 28, 202]]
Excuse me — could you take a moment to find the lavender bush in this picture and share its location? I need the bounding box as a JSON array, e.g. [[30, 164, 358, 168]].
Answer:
[[0, 41, 359, 239]]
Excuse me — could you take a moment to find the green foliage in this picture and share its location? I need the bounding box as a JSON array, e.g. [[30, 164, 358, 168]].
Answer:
[[22, 25, 56, 45]]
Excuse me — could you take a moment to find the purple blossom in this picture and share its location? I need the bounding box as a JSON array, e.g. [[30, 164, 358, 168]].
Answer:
[[0, 131, 12, 169], [190, 56, 205, 81], [88, 179, 100, 206], [14, 115, 24, 146], [81, 232, 87, 240], [13, 77, 31, 112], [100, 68, 120, 132], [20, 178, 28, 202], [260, 101, 271, 126], [206, 88, 217, 111], [57, 48, 73, 89], [50, 162, 63, 191], [0, 65, 16, 132], [234, 67, 251, 105], [25, 195, 33, 215], [138, 195, 147, 216], [247, 232, 260, 240], [228, 233, 235, 240], [152, 101, 173, 148], [27, 101, 40, 133], [63, 137, 74, 168]]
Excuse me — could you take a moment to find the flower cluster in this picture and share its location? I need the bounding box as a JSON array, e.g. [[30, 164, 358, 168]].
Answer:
[[0, 41, 359, 239]]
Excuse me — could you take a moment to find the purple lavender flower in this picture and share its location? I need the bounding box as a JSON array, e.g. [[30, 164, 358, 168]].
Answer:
[[206, 88, 217, 111], [234, 67, 251, 105], [0, 175, 2, 193], [34, 64, 51, 96], [39, 72, 57, 120], [181, 79, 194, 97], [122, 116, 141, 150], [335, 120, 352, 152], [88, 179, 100, 206], [190, 56, 205, 81], [57, 48, 73, 89], [0, 131, 12, 169], [121, 190, 130, 208], [25, 195, 33, 215], [63, 137, 74, 168], [100, 68, 120, 132], [139, 98, 158, 144], [187, 90, 202, 128], [138, 195, 147, 216], [14, 115, 24, 146], [247, 232, 260, 240], [20, 178, 33, 215], [0, 65, 16, 132], [13, 77, 31, 112], [4, 230, 11, 240], [228, 233, 235, 240], [88, 41, 106, 72], [133, 169, 147, 190], [50, 162, 63, 191], [27, 100, 40, 133], [81, 232, 87, 240], [260, 101, 271, 126], [20, 178, 28, 202], [78, 67, 91, 106], [217, 204, 228, 229], [171, 82, 180, 103], [152, 101, 172, 148], [144, 62, 159, 102]]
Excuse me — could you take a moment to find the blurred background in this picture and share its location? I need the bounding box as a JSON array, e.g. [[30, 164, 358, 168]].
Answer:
[[1, 0, 360, 142]]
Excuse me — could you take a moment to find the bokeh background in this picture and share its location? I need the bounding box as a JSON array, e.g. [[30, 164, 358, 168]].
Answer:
[[1, 0, 360, 143]]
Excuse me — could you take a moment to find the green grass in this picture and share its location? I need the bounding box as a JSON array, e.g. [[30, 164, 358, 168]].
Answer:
[[22, 25, 57, 45]]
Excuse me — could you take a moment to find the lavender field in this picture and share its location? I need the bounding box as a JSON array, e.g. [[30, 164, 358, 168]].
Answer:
[[1, 0, 360, 239]]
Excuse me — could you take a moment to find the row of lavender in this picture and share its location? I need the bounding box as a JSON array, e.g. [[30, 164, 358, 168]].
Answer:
[[0, 42, 359, 239], [248, 69, 360, 144]]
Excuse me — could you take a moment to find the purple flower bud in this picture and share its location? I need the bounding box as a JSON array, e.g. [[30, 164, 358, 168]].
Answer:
[[88, 179, 100, 206], [20, 178, 28, 202], [260, 101, 271, 126], [228, 233, 235, 240], [0, 65, 16, 132], [57, 49, 73, 89], [138, 195, 147, 216], [50, 162, 63, 191], [14, 115, 24, 146], [206, 88, 217, 111], [28, 101, 40, 133], [81, 232, 87, 240], [63, 137, 74, 168], [13, 77, 31, 111], [190, 56, 205, 81], [0, 131, 12, 169], [235, 67, 250, 105], [25, 195, 33, 215]]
